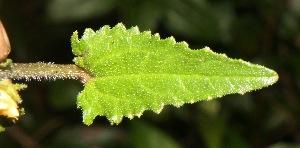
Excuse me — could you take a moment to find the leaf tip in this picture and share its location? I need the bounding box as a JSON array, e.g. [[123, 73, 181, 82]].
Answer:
[[207, 96, 213, 101], [82, 28, 95, 39], [127, 114, 134, 120], [137, 108, 145, 118], [203, 46, 211, 51], [154, 104, 164, 114], [171, 96, 186, 108], [71, 30, 80, 55], [166, 36, 176, 44], [115, 23, 126, 29], [129, 26, 140, 34], [109, 115, 123, 125]]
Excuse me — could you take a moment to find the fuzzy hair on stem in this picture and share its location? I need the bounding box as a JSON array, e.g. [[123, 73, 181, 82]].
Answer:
[[0, 62, 92, 83]]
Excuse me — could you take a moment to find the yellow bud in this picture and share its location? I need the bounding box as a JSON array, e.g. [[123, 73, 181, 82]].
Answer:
[[0, 89, 19, 119]]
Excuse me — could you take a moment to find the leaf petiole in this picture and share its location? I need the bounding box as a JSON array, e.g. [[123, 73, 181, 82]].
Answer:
[[0, 62, 91, 83]]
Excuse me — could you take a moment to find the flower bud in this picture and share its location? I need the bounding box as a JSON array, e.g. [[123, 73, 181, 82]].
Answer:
[[0, 21, 11, 62]]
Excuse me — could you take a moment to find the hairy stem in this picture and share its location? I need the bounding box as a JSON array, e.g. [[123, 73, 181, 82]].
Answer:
[[0, 62, 91, 83]]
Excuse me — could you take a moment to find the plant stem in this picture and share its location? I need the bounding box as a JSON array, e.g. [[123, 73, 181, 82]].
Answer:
[[0, 62, 91, 83]]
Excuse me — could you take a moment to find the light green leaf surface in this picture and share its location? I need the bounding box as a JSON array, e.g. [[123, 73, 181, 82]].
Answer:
[[71, 23, 278, 125]]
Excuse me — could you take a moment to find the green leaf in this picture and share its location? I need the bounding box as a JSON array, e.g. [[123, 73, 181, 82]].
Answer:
[[71, 23, 278, 125]]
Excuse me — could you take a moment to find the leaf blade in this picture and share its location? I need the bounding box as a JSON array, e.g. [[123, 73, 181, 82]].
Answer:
[[72, 23, 278, 125]]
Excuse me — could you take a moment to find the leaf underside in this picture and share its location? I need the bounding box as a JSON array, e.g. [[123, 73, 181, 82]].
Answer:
[[71, 23, 278, 125]]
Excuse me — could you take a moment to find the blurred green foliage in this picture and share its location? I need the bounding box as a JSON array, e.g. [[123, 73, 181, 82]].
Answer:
[[0, 0, 299, 147]]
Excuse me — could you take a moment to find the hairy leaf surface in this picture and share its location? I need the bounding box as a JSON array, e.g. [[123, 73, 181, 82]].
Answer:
[[71, 23, 278, 125]]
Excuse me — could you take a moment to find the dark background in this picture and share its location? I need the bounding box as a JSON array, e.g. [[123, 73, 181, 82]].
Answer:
[[0, 0, 299, 147]]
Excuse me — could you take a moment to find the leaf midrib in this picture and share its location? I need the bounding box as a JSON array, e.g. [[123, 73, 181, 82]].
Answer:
[[96, 73, 276, 80]]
